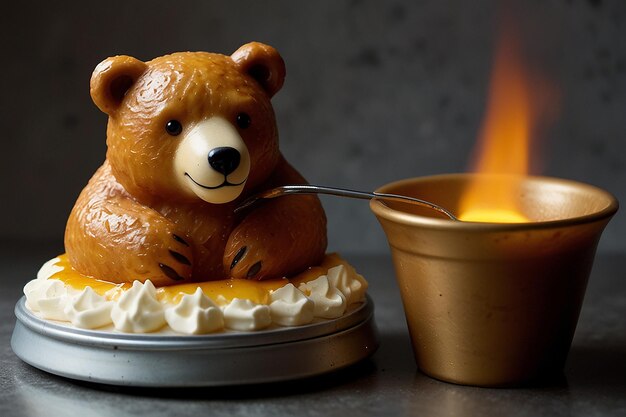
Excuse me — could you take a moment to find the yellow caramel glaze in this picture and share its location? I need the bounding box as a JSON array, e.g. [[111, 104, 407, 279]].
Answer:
[[51, 255, 130, 299], [49, 253, 348, 305]]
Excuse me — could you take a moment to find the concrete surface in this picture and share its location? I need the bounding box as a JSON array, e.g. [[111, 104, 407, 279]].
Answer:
[[1, 248, 625, 417]]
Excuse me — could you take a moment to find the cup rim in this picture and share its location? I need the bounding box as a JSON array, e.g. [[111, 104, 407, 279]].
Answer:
[[370, 173, 619, 231]]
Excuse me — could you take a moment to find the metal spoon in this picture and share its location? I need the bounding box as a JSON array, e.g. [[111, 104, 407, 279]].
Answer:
[[234, 184, 458, 221]]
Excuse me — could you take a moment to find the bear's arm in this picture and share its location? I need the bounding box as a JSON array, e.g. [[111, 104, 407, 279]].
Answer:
[[65, 162, 194, 286], [224, 155, 327, 279]]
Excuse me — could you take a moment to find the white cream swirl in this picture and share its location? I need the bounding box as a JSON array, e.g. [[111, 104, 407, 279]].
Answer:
[[223, 298, 271, 331], [326, 264, 368, 305], [24, 257, 69, 319], [64, 287, 114, 329], [298, 276, 347, 319], [23, 256, 368, 334], [269, 284, 314, 326], [111, 280, 165, 333], [165, 288, 224, 334], [24, 279, 71, 321]]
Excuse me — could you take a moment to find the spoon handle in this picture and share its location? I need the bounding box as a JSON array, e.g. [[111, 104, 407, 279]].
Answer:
[[235, 184, 458, 221]]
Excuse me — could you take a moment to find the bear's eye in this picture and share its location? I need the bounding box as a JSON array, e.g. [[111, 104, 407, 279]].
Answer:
[[236, 113, 251, 129], [165, 120, 183, 136]]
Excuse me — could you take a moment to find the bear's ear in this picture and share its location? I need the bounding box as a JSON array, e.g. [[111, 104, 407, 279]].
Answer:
[[90, 55, 147, 115], [231, 42, 286, 98]]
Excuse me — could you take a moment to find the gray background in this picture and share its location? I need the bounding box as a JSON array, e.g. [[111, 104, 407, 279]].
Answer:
[[1, 0, 624, 256]]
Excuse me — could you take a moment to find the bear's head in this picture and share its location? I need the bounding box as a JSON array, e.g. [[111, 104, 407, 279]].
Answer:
[[90, 42, 286, 204]]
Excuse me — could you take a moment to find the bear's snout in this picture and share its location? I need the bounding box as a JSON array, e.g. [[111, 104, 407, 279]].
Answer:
[[208, 147, 241, 176], [174, 117, 251, 204]]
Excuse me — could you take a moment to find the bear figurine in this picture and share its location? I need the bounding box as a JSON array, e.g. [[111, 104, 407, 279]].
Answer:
[[65, 42, 327, 286]]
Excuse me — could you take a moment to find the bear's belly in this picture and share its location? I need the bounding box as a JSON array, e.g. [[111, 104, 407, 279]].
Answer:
[[158, 203, 235, 281]]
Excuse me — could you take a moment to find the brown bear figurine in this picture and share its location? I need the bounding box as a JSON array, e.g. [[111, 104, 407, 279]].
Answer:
[[65, 42, 327, 286]]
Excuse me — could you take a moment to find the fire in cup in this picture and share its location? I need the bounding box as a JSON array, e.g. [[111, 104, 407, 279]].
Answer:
[[370, 19, 618, 386]]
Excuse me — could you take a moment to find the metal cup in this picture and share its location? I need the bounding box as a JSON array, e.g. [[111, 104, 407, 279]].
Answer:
[[370, 174, 618, 387]]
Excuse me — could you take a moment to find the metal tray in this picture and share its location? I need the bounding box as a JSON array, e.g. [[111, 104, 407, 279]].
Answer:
[[11, 295, 378, 387]]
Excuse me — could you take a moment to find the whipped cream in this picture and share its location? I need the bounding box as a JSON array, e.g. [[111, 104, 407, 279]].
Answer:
[[24, 255, 368, 334], [299, 276, 347, 319], [165, 288, 224, 334], [64, 287, 114, 329], [223, 298, 271, 331], [24, 256, 69, 319], [269, 284, 314, 326], [326, 264, 368, 306], [24, 278, 72, 321], [111, 281, 166, 333]]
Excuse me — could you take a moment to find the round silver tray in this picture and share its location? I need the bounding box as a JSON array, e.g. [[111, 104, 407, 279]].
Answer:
[[11, 295, 378, 387]]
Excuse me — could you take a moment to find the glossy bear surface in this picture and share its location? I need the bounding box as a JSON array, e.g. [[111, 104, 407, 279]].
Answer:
[[65, 43, 327, 286]]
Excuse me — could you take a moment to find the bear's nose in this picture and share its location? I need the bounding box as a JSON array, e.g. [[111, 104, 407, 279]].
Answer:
[[208, 147, 241, 176]]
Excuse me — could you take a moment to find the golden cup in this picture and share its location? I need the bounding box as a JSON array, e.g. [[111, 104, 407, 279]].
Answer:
[[370, 174, 618, 387]]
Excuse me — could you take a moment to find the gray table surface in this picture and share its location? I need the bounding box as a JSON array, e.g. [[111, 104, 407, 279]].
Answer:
[[1, 246, 625, 417]]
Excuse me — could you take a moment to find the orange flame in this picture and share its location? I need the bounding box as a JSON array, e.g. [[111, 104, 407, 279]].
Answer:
[[458, 27, 535, 223]]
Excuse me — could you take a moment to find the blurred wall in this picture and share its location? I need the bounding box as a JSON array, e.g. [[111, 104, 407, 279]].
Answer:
[[1, 0, 624, 254]]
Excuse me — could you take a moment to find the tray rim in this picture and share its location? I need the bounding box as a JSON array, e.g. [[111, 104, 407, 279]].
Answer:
[[14, 295, 374, 349], [12, 296, 379, 386]]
